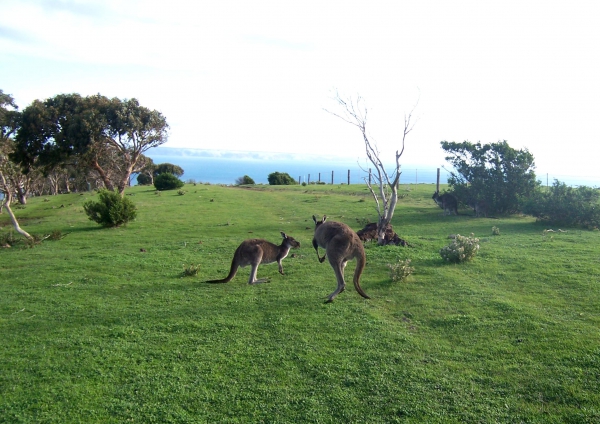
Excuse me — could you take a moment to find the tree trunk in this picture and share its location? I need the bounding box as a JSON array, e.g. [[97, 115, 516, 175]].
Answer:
[[16, 183, 27, 205], [91, 159, 115, 191], [0, 187, 33, 241]]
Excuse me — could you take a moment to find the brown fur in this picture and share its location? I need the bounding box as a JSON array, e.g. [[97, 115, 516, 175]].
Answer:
[[312, 215, 370, 302], [432, 191, 459, 215], [206, 232, 300, 284]]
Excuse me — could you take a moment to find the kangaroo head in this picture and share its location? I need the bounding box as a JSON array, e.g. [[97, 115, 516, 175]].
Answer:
[[281, 232, 301, 248], [312, 215, 327, 227], [432, 192, 439, 200]]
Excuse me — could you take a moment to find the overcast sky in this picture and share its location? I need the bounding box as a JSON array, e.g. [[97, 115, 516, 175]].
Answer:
[[1, 0, 599, 181]]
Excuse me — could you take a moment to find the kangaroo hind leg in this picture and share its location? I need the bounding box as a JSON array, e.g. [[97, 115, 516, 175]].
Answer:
[[248, 249, 269, 284], [325, 259, 347, 303]]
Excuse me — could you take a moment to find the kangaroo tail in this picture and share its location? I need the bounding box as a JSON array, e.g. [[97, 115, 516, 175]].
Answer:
[[353, 248, 371, 299], [205, 258, 238, 283]]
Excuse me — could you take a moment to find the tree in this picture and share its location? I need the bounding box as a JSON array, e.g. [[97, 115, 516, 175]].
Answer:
[[267, 172, 296, 185], [235, 175, 255, 185], [154, 163, 184, 177], [12, 94, 169, 196], [441, 140, 538, 214], [325, 92, 416, 245], [0, 89, 33, 240], [135, 156, 156, 185]]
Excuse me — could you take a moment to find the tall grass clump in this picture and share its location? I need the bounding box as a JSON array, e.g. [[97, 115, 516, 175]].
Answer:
[[440, 233, 480, 263], [83, 189, 137, 227]]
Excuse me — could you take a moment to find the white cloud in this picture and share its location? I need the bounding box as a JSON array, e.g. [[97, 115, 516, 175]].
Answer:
[[1, 0, 600, 180]]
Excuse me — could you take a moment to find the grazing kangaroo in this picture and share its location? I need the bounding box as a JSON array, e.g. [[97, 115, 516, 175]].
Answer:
[[468, 199, 488, 217], [312, 215, 370, 303], [432, 191, 459, 215], [206, 232, 300, 284]]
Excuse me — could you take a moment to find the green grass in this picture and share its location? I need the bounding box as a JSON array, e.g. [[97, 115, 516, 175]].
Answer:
[[1, 183, 599, 423]]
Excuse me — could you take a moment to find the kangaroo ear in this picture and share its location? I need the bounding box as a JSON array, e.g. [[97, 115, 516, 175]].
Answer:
[[281, 231, 287, 239], [322, 215, 327, 223]]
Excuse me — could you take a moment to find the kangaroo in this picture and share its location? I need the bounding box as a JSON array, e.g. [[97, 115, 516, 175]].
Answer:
[[312, 215, 370, 303], [432, 191, 459, 215], [206, 232, 300, 284], [468, 199, 488, 217]]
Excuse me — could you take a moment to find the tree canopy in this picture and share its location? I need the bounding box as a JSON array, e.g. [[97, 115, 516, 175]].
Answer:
[[12, 93, 169, 195], [267, 172, 296, 185], [441, 140, 538, 214]]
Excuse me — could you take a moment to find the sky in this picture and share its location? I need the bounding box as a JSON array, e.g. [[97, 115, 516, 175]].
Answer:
[[1, 0, 599, 183]]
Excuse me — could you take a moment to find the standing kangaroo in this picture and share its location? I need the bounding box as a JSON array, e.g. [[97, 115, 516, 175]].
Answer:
[[206, 232, 300, 284], [312, 215, 370, 303], [432, 191, 459, 215]]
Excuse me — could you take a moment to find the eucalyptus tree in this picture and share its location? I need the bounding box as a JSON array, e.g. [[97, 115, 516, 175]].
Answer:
[[0, 89, 33, 239], [13, 94, 169, 196], [441, 140, 538, 214]]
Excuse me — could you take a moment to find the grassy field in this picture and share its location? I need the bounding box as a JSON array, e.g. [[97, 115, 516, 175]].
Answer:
[[1, 183, 599, 423]]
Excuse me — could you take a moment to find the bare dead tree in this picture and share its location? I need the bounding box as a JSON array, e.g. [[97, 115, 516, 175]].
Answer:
[[325, 92, 417, 245]]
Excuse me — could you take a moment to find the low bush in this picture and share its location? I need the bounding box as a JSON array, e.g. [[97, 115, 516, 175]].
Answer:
[[235, 175, 255, 185], [154, 173, 185, 191], [522, 180, 600, 228], [387, 258, 414, 282], [267, 171, 297, 185], [83, 189, 137, 227], [440, 233, 480, 263]]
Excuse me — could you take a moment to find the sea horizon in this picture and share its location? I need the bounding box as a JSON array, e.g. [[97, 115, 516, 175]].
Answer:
[[144, 147, 446, 185], [144, 147, 599, 188]]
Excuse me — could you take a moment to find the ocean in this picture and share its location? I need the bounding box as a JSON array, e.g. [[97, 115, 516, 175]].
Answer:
[[144, 148, 446, 186], [143, 147, 598, 187]]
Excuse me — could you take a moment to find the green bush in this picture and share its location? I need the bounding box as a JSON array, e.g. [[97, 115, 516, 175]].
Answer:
[[387, 258, 415, 282], [440, 233, 480, 263], [83, 189, 137, 227], [522, 180, 600, 228], [267, 172, 297, 185], [235, 175, 255, 185], [154, 173, 185, 191], [136, 173, 153, 185]]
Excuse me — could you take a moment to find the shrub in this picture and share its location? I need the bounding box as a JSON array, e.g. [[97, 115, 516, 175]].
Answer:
[[522, 180, 600, 228], [136, 173, 153, 185], [83, 189, 137, 228], [440, 233, 480, 263], [154, 173, 185, 191], [267, 172, 297, 185], [387, 258, 414, 282], [492, 226, 500, 236], [182, 264, 200, 277], [235, 175, 255, 185]]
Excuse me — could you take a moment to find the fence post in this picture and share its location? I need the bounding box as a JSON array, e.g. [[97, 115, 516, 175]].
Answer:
[[331, 171, 334, 185], [436, 168, 440, 193], [308, 174, 311, 184], [298, 176, 301, 185], [348, 170, 350, 185], [318, 172, 321, 183]]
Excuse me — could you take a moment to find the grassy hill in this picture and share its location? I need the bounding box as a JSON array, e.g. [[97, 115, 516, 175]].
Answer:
[[1, 183, 599, 422]]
